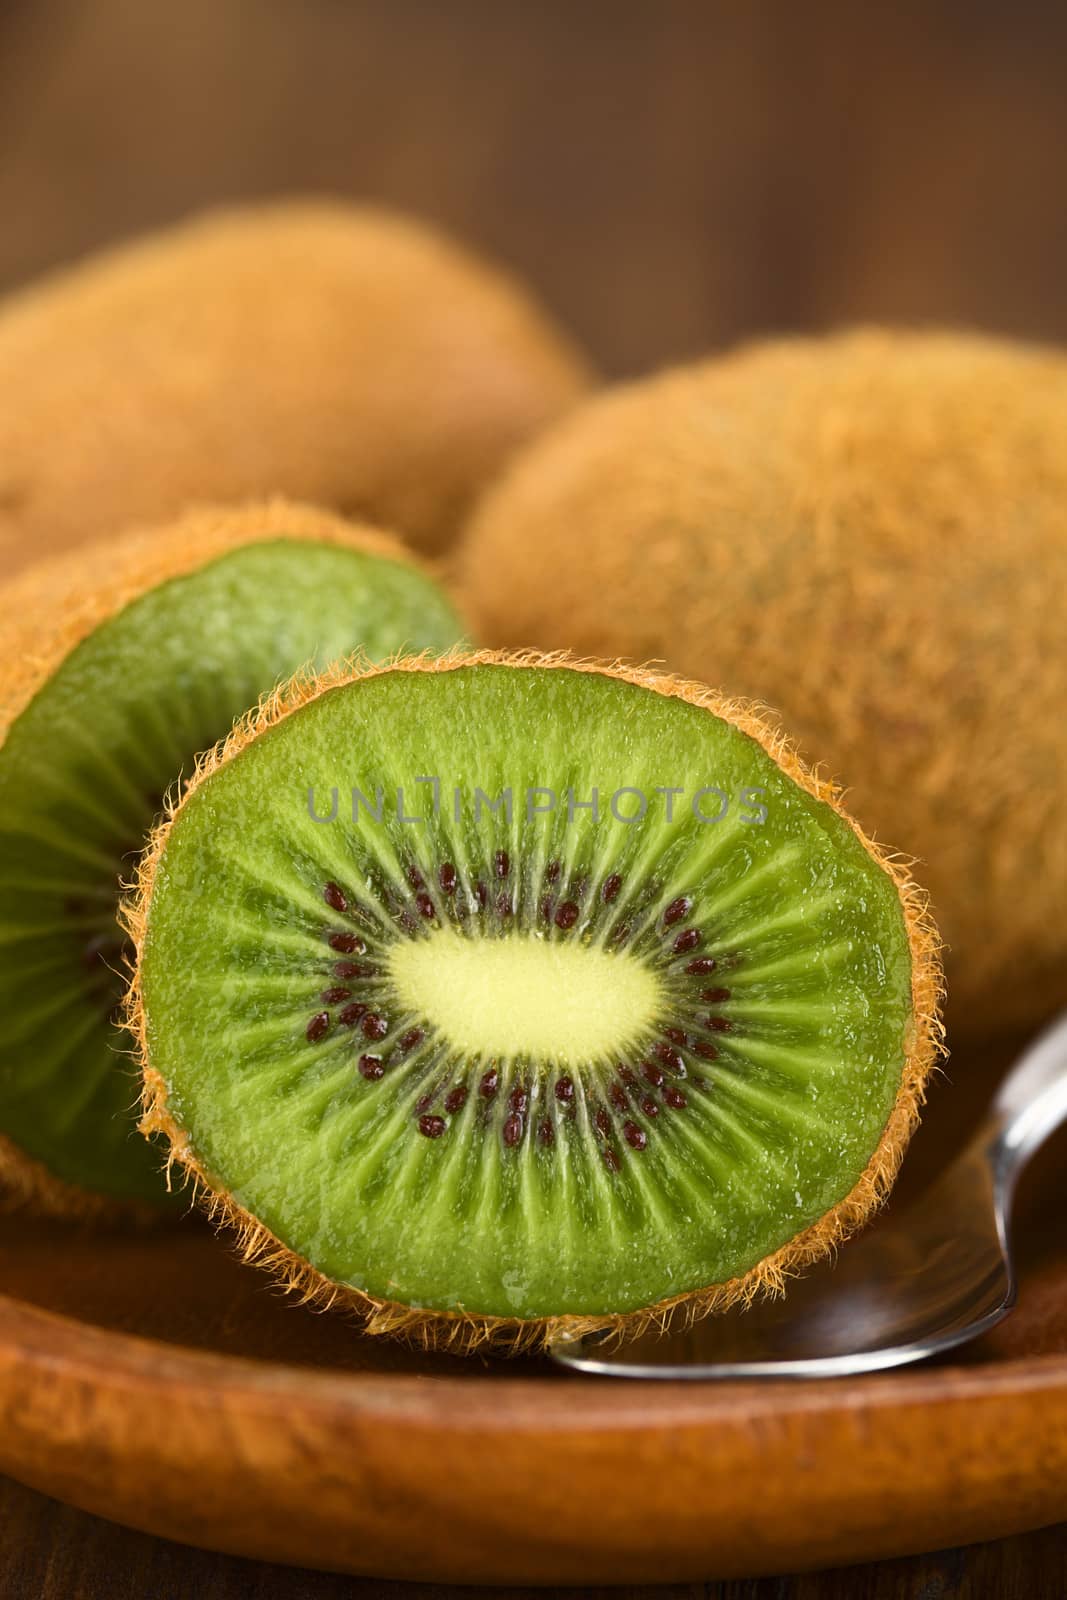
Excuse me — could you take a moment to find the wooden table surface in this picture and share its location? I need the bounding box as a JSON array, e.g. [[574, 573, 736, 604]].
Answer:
[[0, 1472, 1063, 1599]]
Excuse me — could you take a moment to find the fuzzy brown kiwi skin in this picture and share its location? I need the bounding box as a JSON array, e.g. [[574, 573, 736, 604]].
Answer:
[[455, 328, 1067, 1037], [0, 498, 460, 1221], [0, 200, 592, 569], [0, 1133, 163, 1224], [123, 648, 945, 1357]]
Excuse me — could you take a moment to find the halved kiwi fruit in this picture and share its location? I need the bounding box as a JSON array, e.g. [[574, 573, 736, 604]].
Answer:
[[128, 653, 941, 1351], [0, 501, 465, 1214], [0, 199, 590, 570]]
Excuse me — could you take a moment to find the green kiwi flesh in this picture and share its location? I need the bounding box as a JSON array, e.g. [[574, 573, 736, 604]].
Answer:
[[0, 540, 463, 1204], [135, 659, 933, 1329]]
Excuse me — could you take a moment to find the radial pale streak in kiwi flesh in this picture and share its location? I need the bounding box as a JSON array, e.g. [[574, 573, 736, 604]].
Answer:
[[0, 541, 462, 1204], [136, 661, 935, 1330]]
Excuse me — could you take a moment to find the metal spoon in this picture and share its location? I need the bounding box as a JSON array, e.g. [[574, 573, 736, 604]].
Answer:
[[550, 1010, 1067, 1380]]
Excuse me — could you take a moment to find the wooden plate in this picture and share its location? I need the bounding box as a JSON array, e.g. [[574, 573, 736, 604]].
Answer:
[[1, 1033, 1066, 1585]]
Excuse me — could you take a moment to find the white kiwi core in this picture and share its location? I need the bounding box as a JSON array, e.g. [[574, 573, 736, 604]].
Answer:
[[387, 928, 664, 1064]]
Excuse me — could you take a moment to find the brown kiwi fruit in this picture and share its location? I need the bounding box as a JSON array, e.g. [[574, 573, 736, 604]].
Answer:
[[126, 651, 941, 1352], [0, 200, 590, 569], [0, 500, 465, 1215], [458, 328, 1067, 1037]]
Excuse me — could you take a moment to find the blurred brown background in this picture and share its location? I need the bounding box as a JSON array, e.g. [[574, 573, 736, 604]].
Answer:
[[2, 0, 1066, 376]]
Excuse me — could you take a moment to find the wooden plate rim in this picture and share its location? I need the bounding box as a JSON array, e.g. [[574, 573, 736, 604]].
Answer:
[[3, 1286, 1067, 1422]]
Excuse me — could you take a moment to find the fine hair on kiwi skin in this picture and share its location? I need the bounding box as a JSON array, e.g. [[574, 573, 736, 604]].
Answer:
[[0, 499, 466, 1220], [0, 198, 591, 572], [125, 649, 943, 1355], [455, 327, 1067, 1040]]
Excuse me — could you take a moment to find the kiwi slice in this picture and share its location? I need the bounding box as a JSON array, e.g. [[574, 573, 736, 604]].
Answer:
[[0, 502, 464, 1214], [129, 653, 941, 1350]]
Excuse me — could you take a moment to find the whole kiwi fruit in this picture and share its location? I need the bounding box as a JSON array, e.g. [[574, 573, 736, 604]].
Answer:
[[0, 500, 465, 1215], [0, 200, 589, 569], [127, 651, 941, 1352], [458, 328, 1067, 1037]]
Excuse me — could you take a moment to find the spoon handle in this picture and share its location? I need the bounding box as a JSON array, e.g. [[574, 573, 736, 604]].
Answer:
[[985, 1010, 1067, 1189]]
